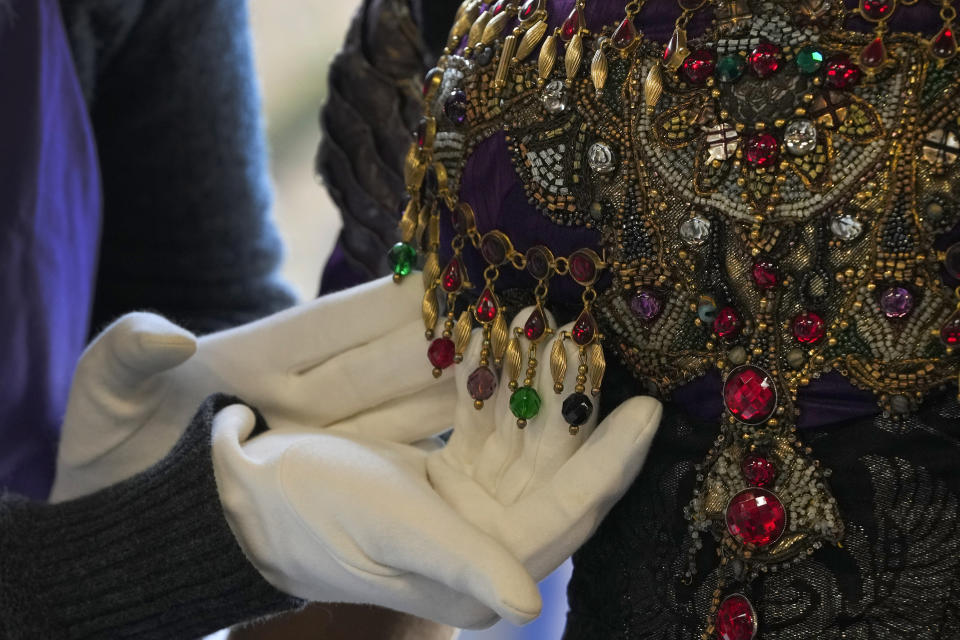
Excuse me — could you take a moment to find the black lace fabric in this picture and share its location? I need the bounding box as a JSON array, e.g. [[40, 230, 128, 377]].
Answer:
[[565, 391, 960, 638]]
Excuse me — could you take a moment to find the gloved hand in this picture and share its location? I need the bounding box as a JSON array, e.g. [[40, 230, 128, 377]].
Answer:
[[211, 306, 662, 629], [51, 276, 453, 502]]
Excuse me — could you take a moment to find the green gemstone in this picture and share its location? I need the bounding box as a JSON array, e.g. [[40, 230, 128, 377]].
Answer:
[[795, 45, 824, 74], [509, 387, 542, 420], [387, 242, 417, 276], [716, 55, 746, 83]]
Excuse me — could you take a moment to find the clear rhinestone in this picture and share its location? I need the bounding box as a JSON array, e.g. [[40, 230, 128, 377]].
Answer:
[[542, 80, 567, 114], [829, 213, 862, 241], [680, 215, 711, 245], [923, 128, 960, 166], [587, 142, 616, 174], [703, 123, 739, 162], [784, 119, 818, 156]]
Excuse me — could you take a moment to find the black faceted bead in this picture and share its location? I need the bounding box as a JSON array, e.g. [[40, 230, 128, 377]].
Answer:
[[562, 393, 594, 426], [475, 46, 494, 66]]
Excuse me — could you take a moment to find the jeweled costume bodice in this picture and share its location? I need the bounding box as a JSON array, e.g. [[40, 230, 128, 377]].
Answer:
[[389, 0, 960, 636]]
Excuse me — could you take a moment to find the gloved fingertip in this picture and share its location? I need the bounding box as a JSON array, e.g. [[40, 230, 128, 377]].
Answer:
[[496, 587, 542, 626], [212, 404, 259, 443], [136, 329, 197, 366]]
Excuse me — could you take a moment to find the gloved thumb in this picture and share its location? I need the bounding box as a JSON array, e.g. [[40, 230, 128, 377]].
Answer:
[[98, 313, 197, 388]]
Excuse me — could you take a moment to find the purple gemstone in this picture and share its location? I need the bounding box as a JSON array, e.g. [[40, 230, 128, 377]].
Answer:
[[467, 366, 498, 401], [629, 288, 662, 321], [880, 286, 913, 318], [444, 89, 468, 126]]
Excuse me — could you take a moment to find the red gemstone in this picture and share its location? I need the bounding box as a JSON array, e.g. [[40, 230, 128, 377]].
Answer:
[[713, 306, 741, 338], [726, 487, 786, 547], [747, 43, 781, 78], [824, 54, 862, 89], [860, 37, 886, 68], [751, 259, 778, 290], [792, 311, 825, 344], [741, 454, 776, 488], [524, 306, 547, 341], [490, 0, 506, 16], [571, 310, 597, 345], [475, 288, 498, 323], [612, 17, 638, 49], [941, 310, 960, 346], [441, 258, 463, 292], [723, 366, 776, 424], [744, 132, 780, 168], [428, 338, 456, 369], [682, 49, 717, 84], [519, 0, 537, 20], [932, 25, 958, 59], [663, 28, 686, 64], [569, 251, 598, 284], [416, 120, 427, 148], [561, 7, 581, 41], [715, 594, 758, 640], [861, 0, 892, 20]]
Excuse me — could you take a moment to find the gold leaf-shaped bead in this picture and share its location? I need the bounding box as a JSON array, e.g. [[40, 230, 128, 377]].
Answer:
[[491, 311, 509, 362], [504, 337, 523, 381], [550, 336, 568, 389], [591, 48, 608, 94], [403, 143, 426, 190], [454, 310, 473, 355], [467, 10, 492, 50], [422, 288, 439, 333], [421, 251, 440, 289], [481, 10, 510, 46], [538, 35, 557, 83], [644, 63, 663, 115], [588, 342, 606, 392], [516, 20, 547, 61], [565, 33, 583, 80]]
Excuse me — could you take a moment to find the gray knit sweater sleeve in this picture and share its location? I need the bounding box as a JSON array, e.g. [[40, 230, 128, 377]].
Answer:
[[0, 395, 302, 640]]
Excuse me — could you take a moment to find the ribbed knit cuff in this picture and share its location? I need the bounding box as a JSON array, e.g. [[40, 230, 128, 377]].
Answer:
[[0, 394, 302, 640]]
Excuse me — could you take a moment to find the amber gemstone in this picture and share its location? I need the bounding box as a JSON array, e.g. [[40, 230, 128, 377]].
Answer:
[[751, 259, 778, 290], [569, 251, 598, 284], [792, 310, 825, 344], [441, 258, 463, 293], [941, 310, 960, 346], [428, 338, 456, 370], [560, 7, 581, 41], [860, 37, 886, 68], [824, 54, 862, 89], [475, 288, 498, 323], [747, 43, 781, 77], [715, 594, 758, 640], [713, 306, 741, 338], [524, 307, 547, 341], [571, 310, 597, 345], [744, 132, 780, 168], [467, 366, 498, 401], [932, 25, 958, 59], [610, 17, 637, 49], [726, 487, 786, 547], [741, 454, 776, 488], [861, 0, 892, 20], [682, 49, 716, 84], [723, 366, 776, 424]]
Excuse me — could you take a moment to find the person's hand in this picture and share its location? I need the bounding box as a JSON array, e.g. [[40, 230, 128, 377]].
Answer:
[[51, 276, 452, 502], [210, 306, 662, 629]]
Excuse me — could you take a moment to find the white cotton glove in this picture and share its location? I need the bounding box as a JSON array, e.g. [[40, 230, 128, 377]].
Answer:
[[210, 306, 662, 629], [51, 276, 452, 502]]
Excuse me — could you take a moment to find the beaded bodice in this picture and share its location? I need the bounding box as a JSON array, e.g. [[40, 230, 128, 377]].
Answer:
[[390, 0, 960, 637]]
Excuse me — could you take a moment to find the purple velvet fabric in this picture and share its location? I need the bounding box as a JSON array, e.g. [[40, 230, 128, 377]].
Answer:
[[0, 0, 101, 498]]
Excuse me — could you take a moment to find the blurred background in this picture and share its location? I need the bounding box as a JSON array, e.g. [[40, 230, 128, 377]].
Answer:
[[244, 2, 571, 638]]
